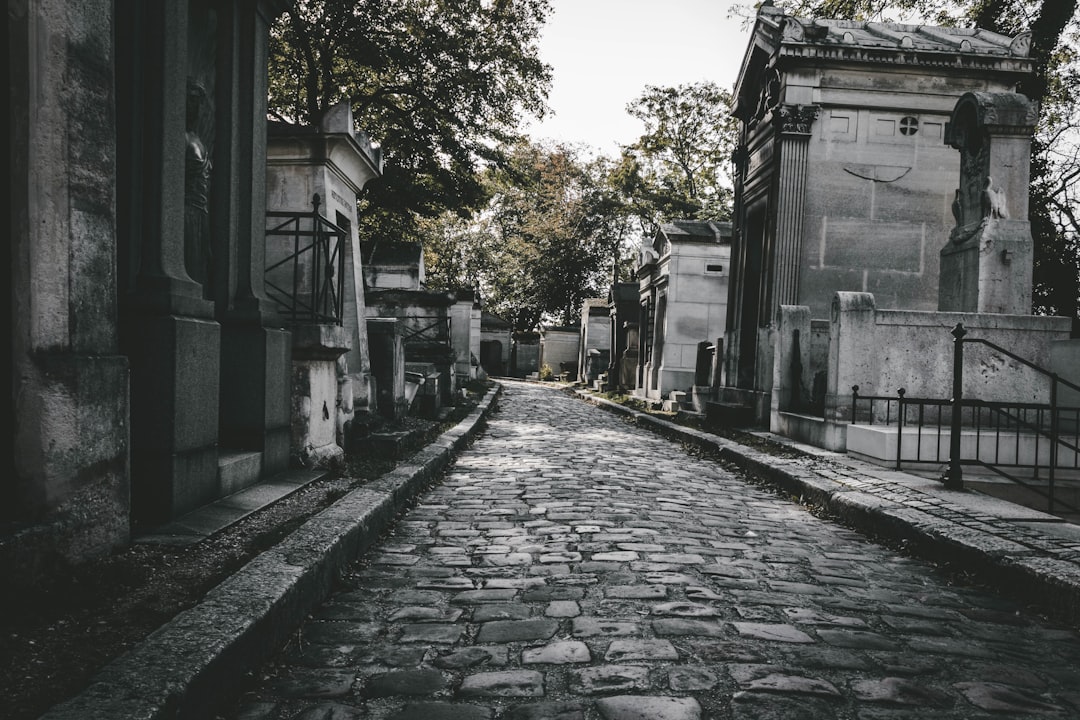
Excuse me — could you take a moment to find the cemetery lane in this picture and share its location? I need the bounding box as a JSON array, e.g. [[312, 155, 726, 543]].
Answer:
[[226, 380, 1080, 720]]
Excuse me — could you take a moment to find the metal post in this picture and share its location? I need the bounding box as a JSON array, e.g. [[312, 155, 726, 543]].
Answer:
[[851, 385, 859, 423], [896, 388, 906, 471], [1049, 374, 1059, 514], [944, 323, 966, 490]]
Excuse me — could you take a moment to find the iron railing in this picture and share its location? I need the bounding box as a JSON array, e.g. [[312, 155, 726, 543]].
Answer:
[[265, 194, 346, 325], [402, 316, 451, 345], [850, 324, 1080, 514]]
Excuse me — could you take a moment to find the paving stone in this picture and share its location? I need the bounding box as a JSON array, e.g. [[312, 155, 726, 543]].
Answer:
[[304, 622, 380, 644], [653, 618, 729, 638], [291, 704, 364, 720], [604, 638, 679, 662], [452, 589, 518, 604], [667, 666, 719, 691], [523, 585, 585, 602], [595, 695, 702, 720], [458, 670, 545, 697], [648, 553, 706, 564], [502, 701, 584, 720], [431, 646, 507, 670], [742, 672, 842, 699], [570, 665, 651, 694], [398, 623, 464, 644], [953, 681, 1066, 713], [545, 600, 580, 617], [476, 618, 559, 643], [522, 640, 591, 664], [605, 584, 667, 599], [270, 668, 356, 699], [815, 628, 896, 650], [387, 702, 493, 720], [851, 677, 954, 707], [651, 601, 722, 617], [389, 607, 464, 623], [730, 694, 838, 720], [571, 617, 642, 637], [364, 669, 447, 697], [471, 604, 532, 622]]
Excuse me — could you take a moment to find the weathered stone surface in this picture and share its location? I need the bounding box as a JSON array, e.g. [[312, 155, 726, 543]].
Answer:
[[388, 702, 493, 720], [953, 681, 1065, 713], [270, 668, 356, 698], [742, 672, 842, 698], [851, 677, 954, 707], [522, 640, 591, 664], [389, 607, 464, 623], [398, 623, 464, 644], [595, 695, 701, 720], [652, 618, 728, 638], [572, 617, 642, 637], [605, 585, 667, 599], [668, 666, 719, 691], [458, 670, 544, 697], [545, 600, 580, 617], [471, 604, 531, 622], [651, 601, 722, 617], [364, 669, 447, 697], [292, 704, 364, 720], [605, 638, 679, 662], [502, 701, 584, 720], [570, 665, 651, 694], [431, 646, 507, 669], [731, 622, 814, 643], [452, 589, 518, 604], [476, 619, 559, 643]]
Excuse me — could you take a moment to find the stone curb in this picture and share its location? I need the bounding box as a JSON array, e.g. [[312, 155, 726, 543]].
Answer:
[[39, 384, 503, 720], [574, 389, 1080, 627]]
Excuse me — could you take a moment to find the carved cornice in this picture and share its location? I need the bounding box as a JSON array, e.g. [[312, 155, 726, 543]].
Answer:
[[776, 104, 820, 136]]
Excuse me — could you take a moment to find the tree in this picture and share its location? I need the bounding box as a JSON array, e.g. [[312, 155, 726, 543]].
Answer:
[[267, 0, 553, 243], [618, 82, 739, 237], [731, 0, 1080, 324], [422, 141, 632, 331]]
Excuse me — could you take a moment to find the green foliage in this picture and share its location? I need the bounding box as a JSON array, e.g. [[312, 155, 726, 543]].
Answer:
[[538, 363, 554, 381], [619, 82, 738, 237], [423, 140, 637, 332], [268, 0, 553, 244]]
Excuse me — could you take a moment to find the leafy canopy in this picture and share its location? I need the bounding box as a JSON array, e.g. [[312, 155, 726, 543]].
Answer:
[[268, 0, 553, 243]]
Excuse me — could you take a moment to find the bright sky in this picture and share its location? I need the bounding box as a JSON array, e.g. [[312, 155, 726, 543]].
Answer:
[[524, 0, 754, 155]]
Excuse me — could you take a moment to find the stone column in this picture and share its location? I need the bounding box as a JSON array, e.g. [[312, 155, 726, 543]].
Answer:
[[218, 0, 292, 478], [825, 292, 878, 423], [940, 92, 1038, 315], [771, 104, 819, 315]]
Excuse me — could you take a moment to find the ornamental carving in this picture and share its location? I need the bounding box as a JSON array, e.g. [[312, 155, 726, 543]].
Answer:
[[776, 104, 820, 135]]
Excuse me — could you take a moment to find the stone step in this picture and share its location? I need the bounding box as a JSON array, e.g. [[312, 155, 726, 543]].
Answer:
[[705, 400, 753, 428], [217, 450, 263, 496]]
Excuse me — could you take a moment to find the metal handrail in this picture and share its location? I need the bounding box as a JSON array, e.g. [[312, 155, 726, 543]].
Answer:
[[265, 194, 346, 325]]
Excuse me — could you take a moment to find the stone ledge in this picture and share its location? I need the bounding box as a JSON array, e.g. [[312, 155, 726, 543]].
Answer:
[[38, 384, 502, 720], [574, 387, 1080, 628]]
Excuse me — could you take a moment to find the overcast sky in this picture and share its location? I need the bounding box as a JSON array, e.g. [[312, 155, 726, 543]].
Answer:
[[524, 0, 754, 155]]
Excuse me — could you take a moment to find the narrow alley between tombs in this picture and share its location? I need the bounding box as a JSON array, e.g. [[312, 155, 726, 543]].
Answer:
[[223, 380, 1080, 720]]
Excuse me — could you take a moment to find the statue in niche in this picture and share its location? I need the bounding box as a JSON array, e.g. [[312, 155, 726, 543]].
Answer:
[[951, 188, 963, 228], [184, 79, 213, 295], [981, 177, 1009, 219]]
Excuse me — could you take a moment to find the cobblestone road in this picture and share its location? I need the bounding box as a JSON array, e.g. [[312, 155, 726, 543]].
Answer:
[[226, 381, 1080, 720]]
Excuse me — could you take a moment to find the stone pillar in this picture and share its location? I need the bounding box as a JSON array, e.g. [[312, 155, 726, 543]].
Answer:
[[115, 1, 224, 528], [772, 104, 819, 314], [218, 0, 292, 479], [291, 324, 351, 468], [9, 0, 131, 573], [368, 319, 406, 419], [772, 305, 813, 415], [940, 92, 1037, 315], [825, 292, 878, 423]]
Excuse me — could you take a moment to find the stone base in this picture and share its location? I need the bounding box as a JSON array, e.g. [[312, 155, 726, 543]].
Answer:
[[939, 219, 1033, 314]]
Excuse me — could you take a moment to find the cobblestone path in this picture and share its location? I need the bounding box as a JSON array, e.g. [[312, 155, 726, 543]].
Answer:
[[227, 381, 1080, 720]]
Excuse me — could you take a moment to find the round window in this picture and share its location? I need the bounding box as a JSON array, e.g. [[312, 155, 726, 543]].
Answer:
[[900, 116, 919, 136]]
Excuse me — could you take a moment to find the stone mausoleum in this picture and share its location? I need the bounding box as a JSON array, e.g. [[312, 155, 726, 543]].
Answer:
[[636, 220, 732, 402], [8, 0, 297, 585], [721, 4, 1037, 423]]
